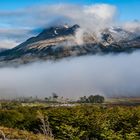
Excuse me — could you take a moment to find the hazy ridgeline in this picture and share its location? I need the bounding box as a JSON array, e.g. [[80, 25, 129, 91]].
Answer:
[[0, 51, 140, 99]]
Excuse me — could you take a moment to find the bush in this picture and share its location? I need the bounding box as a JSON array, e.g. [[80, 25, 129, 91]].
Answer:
[[79, 95, 105, 103]]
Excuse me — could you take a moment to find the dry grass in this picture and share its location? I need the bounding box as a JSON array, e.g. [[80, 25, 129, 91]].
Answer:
[[0, 126, 53, 140]]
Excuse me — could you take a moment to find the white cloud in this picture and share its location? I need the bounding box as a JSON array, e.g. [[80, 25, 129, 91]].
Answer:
[[0, 28, 35, 48], [123, 21, 140, 33], [43, 4, 117, 31], [0, 39, 19, 49], [0, 4, 117, 30], [84, 4, 116, 20]]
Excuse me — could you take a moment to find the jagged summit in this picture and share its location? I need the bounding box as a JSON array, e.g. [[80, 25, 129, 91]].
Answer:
[[25, 24, 80, 44], [38, 24, 79, 38]]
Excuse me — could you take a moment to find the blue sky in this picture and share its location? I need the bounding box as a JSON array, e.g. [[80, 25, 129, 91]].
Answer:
[[0, 0, 139, 21]]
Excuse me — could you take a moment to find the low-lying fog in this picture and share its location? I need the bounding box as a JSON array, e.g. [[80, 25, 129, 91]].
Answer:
[[0, 52, 140, 99]]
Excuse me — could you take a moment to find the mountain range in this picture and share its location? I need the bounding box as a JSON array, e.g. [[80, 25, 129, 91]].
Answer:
[[0, 24, 140, 66]]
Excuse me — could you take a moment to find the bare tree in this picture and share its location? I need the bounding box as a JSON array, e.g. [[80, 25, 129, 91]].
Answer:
[[0, 130, 5, 140], [37, 111, 54, 140]]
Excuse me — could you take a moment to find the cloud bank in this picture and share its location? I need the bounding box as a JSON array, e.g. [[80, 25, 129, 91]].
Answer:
[[0, 52, 140, 99], [123, 20, 140, 35], [0, 39, 19, 49]]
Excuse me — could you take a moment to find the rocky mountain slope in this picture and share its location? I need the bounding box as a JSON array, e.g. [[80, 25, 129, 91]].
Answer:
[[0, 24, 140, 65]]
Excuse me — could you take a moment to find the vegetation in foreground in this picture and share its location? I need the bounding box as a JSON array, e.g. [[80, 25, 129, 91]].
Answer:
[[0, 95, 140, 140], [0, 126, 50, 140]]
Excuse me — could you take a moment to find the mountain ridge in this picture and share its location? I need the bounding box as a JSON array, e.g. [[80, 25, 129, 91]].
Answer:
[[0, 24, 140, 66]]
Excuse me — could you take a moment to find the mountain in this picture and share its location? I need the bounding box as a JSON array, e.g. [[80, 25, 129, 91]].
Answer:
[[0, 24, 140, 66]]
